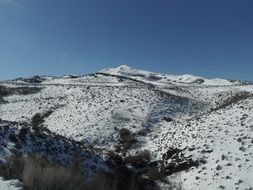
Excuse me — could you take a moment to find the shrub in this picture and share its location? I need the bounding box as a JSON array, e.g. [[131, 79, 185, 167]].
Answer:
[[9, 132, 18, 142], [124, 150, 151, 168], [0, 86, 8, 96], [32, 110, 53, 130], [32, 113, 44, 130], [18, 127, 29, 143], [119, 128, 137, 152], [162, 116, 173, 122]]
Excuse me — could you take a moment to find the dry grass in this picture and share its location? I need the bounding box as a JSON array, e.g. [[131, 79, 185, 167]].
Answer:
[[22, 156, 86, 190], [0, 155, 86, 190], [0, 154, 177, 190]]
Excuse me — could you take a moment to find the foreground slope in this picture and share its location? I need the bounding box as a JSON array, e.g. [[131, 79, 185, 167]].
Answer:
[[0, 65, 253, 189]]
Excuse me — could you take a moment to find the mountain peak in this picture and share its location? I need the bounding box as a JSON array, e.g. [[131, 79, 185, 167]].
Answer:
[[101, 65, 132, 73], [117, 65, 132, 70]]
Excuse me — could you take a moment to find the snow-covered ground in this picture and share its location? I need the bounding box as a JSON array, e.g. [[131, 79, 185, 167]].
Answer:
[[0, 177, 22, 190], [1, 65, 253, 189]]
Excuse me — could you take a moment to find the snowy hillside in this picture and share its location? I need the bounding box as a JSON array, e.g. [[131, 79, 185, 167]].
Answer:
[[0, 65, 253, 190]]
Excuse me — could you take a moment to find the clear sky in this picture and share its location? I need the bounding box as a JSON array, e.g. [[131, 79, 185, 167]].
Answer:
[[0, 0, 252, 81]]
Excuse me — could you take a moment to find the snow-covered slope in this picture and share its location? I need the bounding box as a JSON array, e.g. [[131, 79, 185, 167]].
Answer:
[[146, 92, 253, 190], [0, 66, 253, 189]]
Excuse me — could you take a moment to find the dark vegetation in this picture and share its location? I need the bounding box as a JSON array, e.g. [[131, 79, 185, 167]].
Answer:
[[32, 110, 53, 130], [14, 76, 46, 83], [162, 116, 173, 122], [0, 85, 42, 98], [213, 91, 252, 111], [116, 128, 138, 154], [98, 152, 160, 190], [122, 147, 201, 182], [160, 148, 201, 176]]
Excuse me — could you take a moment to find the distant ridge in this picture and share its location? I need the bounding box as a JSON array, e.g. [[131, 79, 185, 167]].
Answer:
[[100, 65, 238, 86]]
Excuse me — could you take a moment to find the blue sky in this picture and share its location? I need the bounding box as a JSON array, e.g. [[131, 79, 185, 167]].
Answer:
[[0, 0, 252, 81]]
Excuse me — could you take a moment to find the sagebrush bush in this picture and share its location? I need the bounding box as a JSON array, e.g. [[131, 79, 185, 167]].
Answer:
[[119, 128, 137, 152]]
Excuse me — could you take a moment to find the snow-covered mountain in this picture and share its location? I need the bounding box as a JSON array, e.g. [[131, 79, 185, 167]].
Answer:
[[0, 65, 253, 190], [100, 65, 239, 86]]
